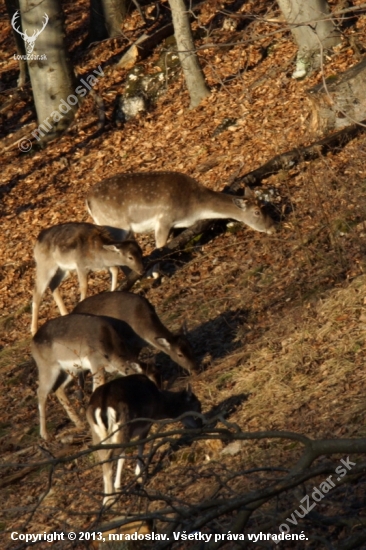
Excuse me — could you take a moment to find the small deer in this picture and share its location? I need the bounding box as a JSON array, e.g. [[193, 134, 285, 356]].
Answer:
[[31, 222, 144, 335], [86, 374, 202, 504], [32, 313, 145, 440], [73, 291, 197, 373], [86, 171, 276, 248]]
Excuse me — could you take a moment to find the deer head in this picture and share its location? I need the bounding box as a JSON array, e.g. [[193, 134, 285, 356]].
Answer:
[[11, 11, 49, 55]]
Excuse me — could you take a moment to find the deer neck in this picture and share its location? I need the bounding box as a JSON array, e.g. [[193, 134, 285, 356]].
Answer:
[[196, 189, 237, 219]]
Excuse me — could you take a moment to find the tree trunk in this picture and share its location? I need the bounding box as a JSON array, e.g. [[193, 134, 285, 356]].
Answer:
[[277, 0, 341, 79], [89, 0, 126, 42], [168, 0, 210, 109], [308, 57, 366, 134], [5, 0, 27, 86], [19, 0, 77, 144]]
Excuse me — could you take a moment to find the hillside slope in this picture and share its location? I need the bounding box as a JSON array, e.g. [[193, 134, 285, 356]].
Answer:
[[1, 0, 366, 547]]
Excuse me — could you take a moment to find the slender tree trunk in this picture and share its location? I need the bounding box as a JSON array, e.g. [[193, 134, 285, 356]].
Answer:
[[277, 0, 341, 79], [168, 0, 210, 109], [89, 0, 126, 42], [19, 0, 77, 144], [5, 0, 27, 86]]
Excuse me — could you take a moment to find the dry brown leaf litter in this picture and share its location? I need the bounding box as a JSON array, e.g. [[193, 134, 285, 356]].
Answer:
[[2, 0, 366, 545]]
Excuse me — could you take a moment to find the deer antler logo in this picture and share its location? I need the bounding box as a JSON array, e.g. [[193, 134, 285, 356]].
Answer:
[[11, 11, 49, 55]]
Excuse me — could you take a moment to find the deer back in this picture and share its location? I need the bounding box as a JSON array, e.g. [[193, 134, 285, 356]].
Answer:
[[32, 313, 140, 376], [35, 222, 143, 273], [87, 374, 202, 440], [86, 171, 276, 241], [73, 291, 197, 372]]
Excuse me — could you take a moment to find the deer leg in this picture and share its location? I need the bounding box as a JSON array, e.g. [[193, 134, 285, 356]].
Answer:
[[109, 266, 119, 291], [38, 385, 51, 441], [52, 288, 68, 315], [32, 265, 60, 335], [155, 221, 171, 249], [38, 369, 73, 439], [32, 285, 45, 336], [90, 423, 115, 504], [49, 268, 68, 315], [55, 378, 84, 428], [148, 222, 171, 278], [76, 268, 89, 301], [113, 455, 126, 491], [135, 441, 145, 483], [89, 360, 106, 391], [101, 448, 116, 505], [113, 421, 128, 491]]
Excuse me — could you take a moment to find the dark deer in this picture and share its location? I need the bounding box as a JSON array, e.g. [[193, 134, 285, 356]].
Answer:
[[32, 313, 145, 440], [86, 374, 202, 504], [31, 223, 144, 335], [73, 291, 197, 373], [86, 171, 276, 248]]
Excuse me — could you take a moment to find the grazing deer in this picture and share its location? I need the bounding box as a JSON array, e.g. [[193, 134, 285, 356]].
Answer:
[[86, 374, 202, 504], [32, 313, 145, 440], [86, 171, 276, 248], [31, 222, 144, 335], [73, 291, 197, 373]]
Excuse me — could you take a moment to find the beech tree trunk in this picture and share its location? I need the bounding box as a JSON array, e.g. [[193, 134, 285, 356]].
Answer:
[[5, 0, 27, 86], [89, 0, 126, 42], [168, 0, 210, 108], [308, 57, 366, 134], [19, 0, 77, 144], [277, 0, 341, 79]]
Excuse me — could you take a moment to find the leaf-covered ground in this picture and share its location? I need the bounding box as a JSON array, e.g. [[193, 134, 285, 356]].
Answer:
[[2, 0, 366, 548]]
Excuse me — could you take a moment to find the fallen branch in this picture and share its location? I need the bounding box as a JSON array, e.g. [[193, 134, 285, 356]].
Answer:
[[117, 218, 223, 291], [231, 119, 366, 188], [0, 446, 75, 489]]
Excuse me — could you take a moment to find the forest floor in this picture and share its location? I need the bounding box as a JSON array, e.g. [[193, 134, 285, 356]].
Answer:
[[2, 0, 366, 548]]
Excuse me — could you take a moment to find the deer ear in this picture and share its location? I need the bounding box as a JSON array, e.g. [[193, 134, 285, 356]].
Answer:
[[103, 244, 120, 252], [156, 337, 171, 350], [232, 197, 248, 210]]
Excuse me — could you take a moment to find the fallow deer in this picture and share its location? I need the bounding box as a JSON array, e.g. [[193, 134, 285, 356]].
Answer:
[[86, 374, 202, 504], [32, 313, 144, 440], [73, 291, 197, 373], [31, 222, 144, 335], [86, 171, 276, 248]]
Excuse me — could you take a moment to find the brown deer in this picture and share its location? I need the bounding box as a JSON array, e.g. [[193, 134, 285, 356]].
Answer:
[[31, 223, 144, 335], [73, 291, 197, 373], [86, 171, 276, 248], [86, 374, 202, 504], [32, 313, 146, 440]]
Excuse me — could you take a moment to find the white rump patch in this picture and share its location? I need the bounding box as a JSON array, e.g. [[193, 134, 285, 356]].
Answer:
[[94, 408, 108, 440]]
